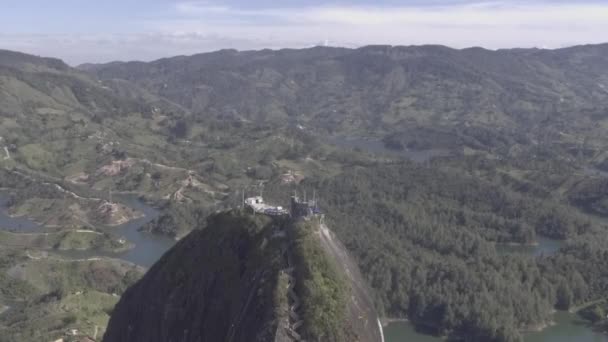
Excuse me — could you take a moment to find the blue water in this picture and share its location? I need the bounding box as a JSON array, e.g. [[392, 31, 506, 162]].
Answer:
[[384, 312, 608, 342], [0, 193, 175, 267], [0, 196, 47, 233], [109, 195, 175, 267]]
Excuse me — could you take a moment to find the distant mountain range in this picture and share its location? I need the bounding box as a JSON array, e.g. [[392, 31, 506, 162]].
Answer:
[[4, 43, 608, 154], [80, 44, 608, 143]]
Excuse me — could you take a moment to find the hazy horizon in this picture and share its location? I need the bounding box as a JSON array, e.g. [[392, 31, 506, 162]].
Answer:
[[1, 0, 608, 65], [4, 41, 608, 68]]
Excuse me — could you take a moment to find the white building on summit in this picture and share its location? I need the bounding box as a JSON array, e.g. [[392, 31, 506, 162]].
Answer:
[[245, 196, 288, 216]]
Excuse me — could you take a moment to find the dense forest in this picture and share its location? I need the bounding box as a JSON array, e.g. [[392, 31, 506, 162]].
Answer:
[[261, 153, 608, 342]]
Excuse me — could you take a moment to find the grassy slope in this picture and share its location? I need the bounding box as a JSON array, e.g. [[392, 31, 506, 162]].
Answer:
[[0, 248, 142, 341], [1, 290, 119, 341], [0, 230, 130, 253]]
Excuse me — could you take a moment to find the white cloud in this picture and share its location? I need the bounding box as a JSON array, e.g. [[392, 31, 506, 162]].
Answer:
[[147, 1, 608, 50], [171, 1, 608, 27], [0, 33, 291, 65], [175, 2, 231, 14], [1, 1, 607, 64]]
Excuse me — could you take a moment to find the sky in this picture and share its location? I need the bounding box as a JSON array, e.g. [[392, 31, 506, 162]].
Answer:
[[0, 0, 607, 65]]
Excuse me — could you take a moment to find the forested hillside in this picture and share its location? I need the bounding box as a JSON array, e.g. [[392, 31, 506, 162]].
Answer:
[[85, 45, 608, 145], [2, 45, 608, 341]]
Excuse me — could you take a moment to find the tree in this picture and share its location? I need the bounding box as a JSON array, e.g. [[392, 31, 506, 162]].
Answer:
[[171, 119, 190, 139], [556, 281, 572, 310]]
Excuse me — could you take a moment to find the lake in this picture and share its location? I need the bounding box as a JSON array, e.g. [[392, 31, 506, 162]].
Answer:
[[107, 195, 176, 267], [384, 311, 608, 342], [53, 195, 176, 267], [0, 193, 175, 267], [0, 196, 49, 233], [383, 321, 441, 342]]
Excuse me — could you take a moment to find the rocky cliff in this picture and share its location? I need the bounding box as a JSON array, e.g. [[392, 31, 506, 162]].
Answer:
[[103, 210, 382, 342]]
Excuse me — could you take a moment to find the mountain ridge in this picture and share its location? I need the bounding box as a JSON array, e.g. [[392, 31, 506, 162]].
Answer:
[[0, 49, 70, 72], [103, 210, 383, 342], [78, 43, 608, 145], [74, 43, 608, 68]]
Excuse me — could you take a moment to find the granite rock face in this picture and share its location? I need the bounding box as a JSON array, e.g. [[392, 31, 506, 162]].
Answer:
[[103, 211, 383, 342]]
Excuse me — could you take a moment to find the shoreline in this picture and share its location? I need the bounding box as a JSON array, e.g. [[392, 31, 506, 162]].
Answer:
[[495, 241, 540, 247], [380, 317, 409, 327], [521, 320, 556, 333], [568, 298, 607, 313], [380, 313, 560, 336]]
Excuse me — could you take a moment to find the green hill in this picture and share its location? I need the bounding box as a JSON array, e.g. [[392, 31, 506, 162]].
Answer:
[[84, 45, 608, 145]]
